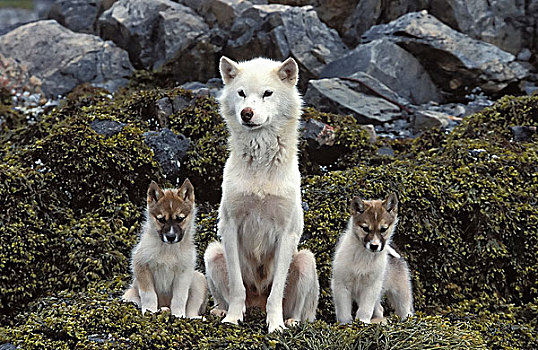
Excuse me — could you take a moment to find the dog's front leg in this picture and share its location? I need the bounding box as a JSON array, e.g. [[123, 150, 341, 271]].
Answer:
[[220, 218, 245, 325], [135, 264, 158, 314], [333, 281, 353, 324], [266, 232, 298, 332], [356, 281, 383, 323], [170, 268, 193, 318]]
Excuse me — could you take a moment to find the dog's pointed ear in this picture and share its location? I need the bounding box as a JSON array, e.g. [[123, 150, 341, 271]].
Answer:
[[383, 193, 398, 214], [350, 196, 365, 215], [220, 56, 240, 85], [147, 181, 164, 205], [179, 178, 195, 203], [277, 57, 298, 86]]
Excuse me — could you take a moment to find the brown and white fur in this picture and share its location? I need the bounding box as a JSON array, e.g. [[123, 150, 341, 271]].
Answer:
[[123, 179, 207, 318], [204, 57, 319, 333], [331, 193, 413, 324]]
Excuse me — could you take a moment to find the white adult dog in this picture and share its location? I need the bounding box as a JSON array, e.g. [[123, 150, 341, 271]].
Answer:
[[204, 56, 319, 332]]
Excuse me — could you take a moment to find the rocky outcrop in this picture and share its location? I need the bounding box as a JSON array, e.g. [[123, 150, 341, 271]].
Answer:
[[48, 0, 99, 34], [97, 0, 210, 70], [428, 0, 538, 56], [143, 128, 191, 184], [224, 4, 348, 85], [362, 11, 530, 96], [0, 20, 133, 98], [304, 78, 403, 124], [321, 39, 440, 104]]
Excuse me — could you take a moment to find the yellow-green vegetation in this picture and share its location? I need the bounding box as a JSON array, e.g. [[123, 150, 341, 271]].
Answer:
[[0, 76, 536, 348]]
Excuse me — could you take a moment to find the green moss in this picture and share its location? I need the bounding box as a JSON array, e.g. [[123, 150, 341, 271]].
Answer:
[[0, 280, 486, 349]]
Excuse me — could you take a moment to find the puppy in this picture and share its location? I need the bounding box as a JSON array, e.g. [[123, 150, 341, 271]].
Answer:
[[123, 179, 207, 318], [331, 193, 413, 323]]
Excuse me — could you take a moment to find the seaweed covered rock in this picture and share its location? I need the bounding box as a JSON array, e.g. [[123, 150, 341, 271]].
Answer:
[[300, 95, 537, 327], [0, 279, 486, 349]]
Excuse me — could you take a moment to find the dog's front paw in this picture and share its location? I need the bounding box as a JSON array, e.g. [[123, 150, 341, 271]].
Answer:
[[267, 313, 286, 333], [210, 308, 227, 317], [284, 318, 299, 327], [267, 321, 286, 333], [222, 315, 241, 325]]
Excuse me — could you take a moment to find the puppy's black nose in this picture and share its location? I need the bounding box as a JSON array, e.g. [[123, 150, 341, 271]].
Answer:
[[369, 244, 379, 251], [241, 107, 254, 122], [164, 233, 176, 243]]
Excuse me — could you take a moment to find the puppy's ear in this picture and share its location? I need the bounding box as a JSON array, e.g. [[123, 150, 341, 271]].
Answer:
[[179, 178, 195, 203], [383, 193, 398, 214], [147, 181, 164, 205], [350, 196, 365, 215], [220, 56, 240, 84], [277, 57, 298, 86]]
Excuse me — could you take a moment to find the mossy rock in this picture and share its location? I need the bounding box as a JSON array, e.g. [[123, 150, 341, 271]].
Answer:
[[0, 279, 487, 349], [1, 74, 537, 349]]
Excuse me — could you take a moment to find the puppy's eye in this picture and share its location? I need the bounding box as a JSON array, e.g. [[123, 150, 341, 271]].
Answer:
[[238, 90, 246, 98], [263, 90, 273, 98], [157, 216, 166, 224], [361, 225, 370, 233], [176, 215, 185, 223], [380, 226, 388, 233]]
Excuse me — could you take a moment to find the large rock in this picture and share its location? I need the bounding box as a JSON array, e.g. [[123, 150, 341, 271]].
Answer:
[[304, 77, 403, 124], [428, 0, 537, 55], [0, 20, 133, 98], [143, 128, 190, 184], [321, 39, 441, 104], [48, 0, 99, 34], [97, 0, 210, 70], [340, 0, 428, 46], [361, 11, 530, 96], [224, 5, 348, 85]]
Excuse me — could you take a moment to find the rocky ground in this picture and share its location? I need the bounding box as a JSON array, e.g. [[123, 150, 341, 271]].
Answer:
[[0, 0, 537, 349]]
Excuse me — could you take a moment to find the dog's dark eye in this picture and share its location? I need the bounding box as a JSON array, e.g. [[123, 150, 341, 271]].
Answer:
[[238, 90, 246, 98], [263, 90, 273, 98], [380, 226, 388, 233], [361, 225, 370, 233], [157, 216, 166, 224], [176, 215, 185, 223]]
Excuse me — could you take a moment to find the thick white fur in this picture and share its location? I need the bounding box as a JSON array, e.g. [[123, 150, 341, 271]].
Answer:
[[205, 57, 319, 333], [123, 204, 207, 318], [332, 217, 413, 323]]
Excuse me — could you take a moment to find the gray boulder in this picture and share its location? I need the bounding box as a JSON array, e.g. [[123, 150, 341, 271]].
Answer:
[[321, 39, 441, 104], [428, 0, 536, 55], [48, 0, 99, 34], [304, 78, 403, 124], [90, 120, 126, 138], [225, 5, 348, 85], [97, 0, 210, 70], [143, 129, 191, 184], [0, 20, 133, 98], [341, 0, 428, 46], [362, 11, 530, 95]]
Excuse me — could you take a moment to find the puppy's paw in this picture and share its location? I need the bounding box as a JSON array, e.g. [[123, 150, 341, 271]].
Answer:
[[159, 307, 170, 313], [371, 317, 387, 325], [222, 315, 240, 325], [284, 318, 299, 327], [210, 308, 227, 317]]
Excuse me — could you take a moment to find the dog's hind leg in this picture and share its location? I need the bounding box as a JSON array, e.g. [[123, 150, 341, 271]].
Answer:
[[122, 284, 141, 307], [283, 249, 319, 326], [204, 241, 230, 317], [186, 271, 208, 318]]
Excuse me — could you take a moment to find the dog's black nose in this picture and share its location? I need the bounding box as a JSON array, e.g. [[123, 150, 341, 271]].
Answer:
[[369, 244, 379, 251], [241, 107, 254, 122], [164, 233, 176, 243]]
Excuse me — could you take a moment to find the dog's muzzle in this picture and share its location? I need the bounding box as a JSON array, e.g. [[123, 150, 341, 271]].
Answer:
[[161, 227, 183, 244]]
